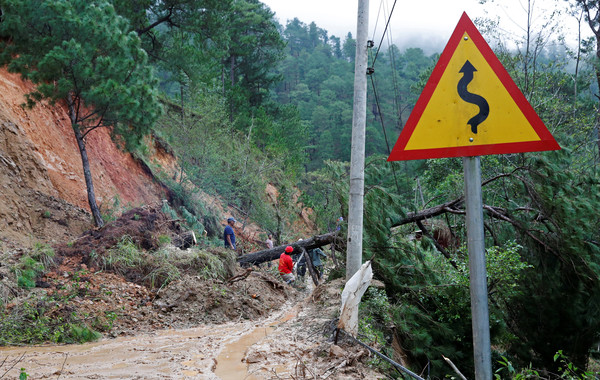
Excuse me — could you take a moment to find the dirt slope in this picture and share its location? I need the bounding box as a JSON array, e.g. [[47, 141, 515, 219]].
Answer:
[[0, 68, 166, 246]]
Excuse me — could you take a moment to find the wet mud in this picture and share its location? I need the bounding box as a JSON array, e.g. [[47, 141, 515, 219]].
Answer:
[[0, 301, 297, 379]]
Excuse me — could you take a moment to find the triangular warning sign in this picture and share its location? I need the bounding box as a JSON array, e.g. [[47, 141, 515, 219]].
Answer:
[[388, 12, 560, 161]]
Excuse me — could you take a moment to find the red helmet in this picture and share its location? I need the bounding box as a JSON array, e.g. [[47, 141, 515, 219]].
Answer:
[[285, 246, 293, 253]]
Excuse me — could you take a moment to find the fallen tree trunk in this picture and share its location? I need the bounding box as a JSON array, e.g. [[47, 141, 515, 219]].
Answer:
[[237, 232, 341, 267]]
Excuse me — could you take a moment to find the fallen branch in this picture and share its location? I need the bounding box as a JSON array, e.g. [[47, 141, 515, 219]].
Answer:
[[392, 198, 464, 227], [227, 268, 253, 285], [392, 168, 524, 228], [0, 351, 27, 379], [442, 355, 467, 380]]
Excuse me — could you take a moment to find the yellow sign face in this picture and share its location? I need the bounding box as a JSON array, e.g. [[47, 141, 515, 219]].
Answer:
[[388, 13, 559, 161], [405, 32, 540, 150]]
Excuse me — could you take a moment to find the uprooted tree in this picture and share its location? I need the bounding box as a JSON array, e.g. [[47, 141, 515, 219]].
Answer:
[[0, 0, 162, 227], [237, 232, 342, 267]]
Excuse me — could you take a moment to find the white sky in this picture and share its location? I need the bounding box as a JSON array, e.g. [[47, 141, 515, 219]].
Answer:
[[261, 0, 590, 54]]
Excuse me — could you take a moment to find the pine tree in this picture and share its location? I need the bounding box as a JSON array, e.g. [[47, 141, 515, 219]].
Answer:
[[0, 0, 161, 226]]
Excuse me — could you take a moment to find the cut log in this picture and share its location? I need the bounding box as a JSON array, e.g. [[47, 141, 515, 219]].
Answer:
[[173, 231, 197, 250], [237, 232, 341, 267]]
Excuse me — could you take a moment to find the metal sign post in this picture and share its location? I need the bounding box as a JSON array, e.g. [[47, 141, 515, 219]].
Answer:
[[463, 156, 492, 380], [387, 13, 559, 379]]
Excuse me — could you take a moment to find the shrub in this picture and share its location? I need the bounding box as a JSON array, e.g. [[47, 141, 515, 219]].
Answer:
[[0, 298, 101, 345], [14, 243, 55, 289]]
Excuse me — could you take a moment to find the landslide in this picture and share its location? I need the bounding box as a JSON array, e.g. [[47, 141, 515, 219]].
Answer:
[[0, 204, 289, 341]]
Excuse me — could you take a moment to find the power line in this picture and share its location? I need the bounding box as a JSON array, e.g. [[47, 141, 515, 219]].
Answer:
[[368, 66, 402, 194], [382, 0, 403, 127], [371, 0, 398, 68], [371, 0, 384, 43]]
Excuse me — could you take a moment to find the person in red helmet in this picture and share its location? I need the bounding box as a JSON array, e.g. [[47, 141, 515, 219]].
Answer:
[[279, 246, 295, 285]]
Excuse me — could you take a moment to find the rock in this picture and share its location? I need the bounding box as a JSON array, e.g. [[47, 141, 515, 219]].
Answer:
[[245, 351, 264, 363], [329, 344, 346, 358]]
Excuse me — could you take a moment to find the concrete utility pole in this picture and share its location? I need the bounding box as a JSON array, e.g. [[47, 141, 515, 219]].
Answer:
[[347, 0, 369, 280]]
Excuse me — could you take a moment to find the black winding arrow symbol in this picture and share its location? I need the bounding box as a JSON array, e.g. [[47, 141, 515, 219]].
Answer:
[[457, 60, 489, 134]]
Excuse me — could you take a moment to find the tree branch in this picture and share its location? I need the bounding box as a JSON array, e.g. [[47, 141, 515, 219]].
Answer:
[[136, 7, 174, 36]]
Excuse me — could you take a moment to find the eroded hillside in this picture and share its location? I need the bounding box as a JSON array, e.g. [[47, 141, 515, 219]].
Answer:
[[0, 68, 169, 245]]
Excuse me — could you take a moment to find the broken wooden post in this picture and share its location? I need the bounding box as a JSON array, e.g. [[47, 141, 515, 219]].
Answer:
[[301, 247, 319, 286]]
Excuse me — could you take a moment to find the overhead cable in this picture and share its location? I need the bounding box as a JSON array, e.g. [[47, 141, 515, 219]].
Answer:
[[371, 0, 398, 68]]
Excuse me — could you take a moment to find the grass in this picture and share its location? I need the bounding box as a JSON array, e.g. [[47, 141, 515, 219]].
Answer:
[[98, 235, 238, 289], [2, 232, 239, 346], [169, 247, 237, 280], [14, 242, 56, 289], [102, 235, 145, 272]]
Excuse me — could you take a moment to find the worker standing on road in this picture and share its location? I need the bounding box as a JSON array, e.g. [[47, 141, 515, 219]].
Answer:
[[279, 246, 295, 285], [308, 247, 327, 280]]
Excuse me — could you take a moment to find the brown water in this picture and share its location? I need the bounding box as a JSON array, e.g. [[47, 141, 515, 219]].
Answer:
[[0, 325, 236, 379], [214, 326, 275, 380]]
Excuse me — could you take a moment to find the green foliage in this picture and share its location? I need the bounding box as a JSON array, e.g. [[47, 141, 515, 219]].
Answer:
[[153, 91, 303, 240], [494, 351, 600, 379], [103, 235, 146, 273], [225, 0, 285, 115], [0, 0, 162, 226], [299, 160, 350, 234], [0, 297, 101, 345], [101, 194, 123, 224], [0, 0, 162, 142], [67, 324, 102, 343], [359, 286, 395, 371], [14, 243, 55, 289], [274, 21, 435, 170], [158, 235, 172, 246], [98, 235, 179, 288], [19, 369, 28, 380], [99, 235, 236, 287], [163, 247, 237, 280]]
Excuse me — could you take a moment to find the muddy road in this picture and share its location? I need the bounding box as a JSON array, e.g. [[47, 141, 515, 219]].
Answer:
[[0, 281, 384, 379], [0, 301, 299, 379]]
